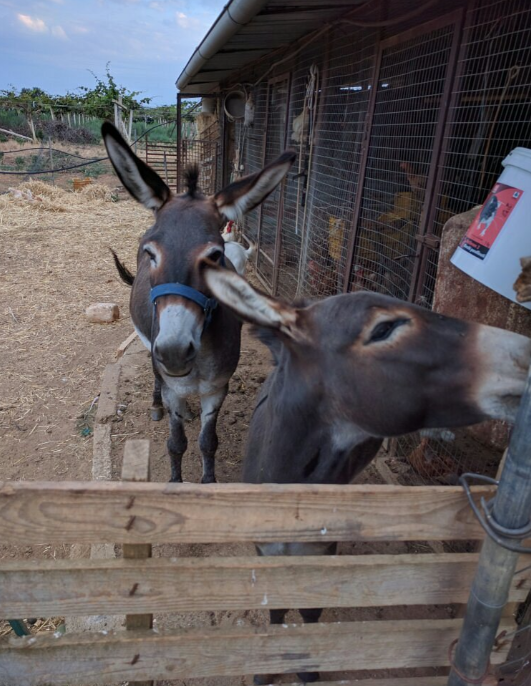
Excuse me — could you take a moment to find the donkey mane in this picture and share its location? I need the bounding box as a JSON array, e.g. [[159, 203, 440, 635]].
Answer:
[[183, 165, 200, 198]]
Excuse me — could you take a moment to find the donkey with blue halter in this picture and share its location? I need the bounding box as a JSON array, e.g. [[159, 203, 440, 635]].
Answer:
[[196, 256, 531, 683], [103, 122, 295, 482]]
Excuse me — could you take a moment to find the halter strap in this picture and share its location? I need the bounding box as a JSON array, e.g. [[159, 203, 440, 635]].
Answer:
[[150, 283, 218, 328]]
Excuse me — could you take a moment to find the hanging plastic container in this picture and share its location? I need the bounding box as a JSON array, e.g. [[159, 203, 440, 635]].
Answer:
[[451, 147, 531, 309]]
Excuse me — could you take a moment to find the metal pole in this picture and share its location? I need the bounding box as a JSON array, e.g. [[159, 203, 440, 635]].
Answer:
[[448, 364, 531, 685], [176, 92, 182, 194]]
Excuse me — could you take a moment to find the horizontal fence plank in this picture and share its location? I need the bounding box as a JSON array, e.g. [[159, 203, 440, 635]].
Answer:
[[0, 620, 513, 685], [2, 553, 529, 617], [0, 482, 498, 544]]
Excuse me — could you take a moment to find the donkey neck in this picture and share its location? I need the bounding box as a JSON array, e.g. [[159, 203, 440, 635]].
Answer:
[[242, 355, 381, 485]]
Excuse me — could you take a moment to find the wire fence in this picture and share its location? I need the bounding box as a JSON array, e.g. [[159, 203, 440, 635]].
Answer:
[[227, 0, 531, 499]]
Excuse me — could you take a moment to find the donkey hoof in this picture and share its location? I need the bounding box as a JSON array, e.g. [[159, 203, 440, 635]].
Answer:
[[297, 672, 320, 683], [201, 475, 217, 484], [151, 407, 164, 421], [253, 675, 276, 685], [168, 476, 183, 483]]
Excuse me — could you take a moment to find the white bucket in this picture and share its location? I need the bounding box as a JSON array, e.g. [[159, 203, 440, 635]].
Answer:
[[451, 147, 531, 310]]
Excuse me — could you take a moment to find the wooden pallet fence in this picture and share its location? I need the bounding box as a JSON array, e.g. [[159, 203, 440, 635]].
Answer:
[[0, 439, 528, 686]]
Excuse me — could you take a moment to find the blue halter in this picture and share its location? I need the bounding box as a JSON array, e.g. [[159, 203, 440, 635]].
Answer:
[[150, 283, 218, 329]]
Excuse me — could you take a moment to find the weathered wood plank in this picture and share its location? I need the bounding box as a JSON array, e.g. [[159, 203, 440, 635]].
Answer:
[[121, 441, 152, 638], [0, 483, 498, 544], [1, 554, 529, 617], [0, 620, 513, 685]]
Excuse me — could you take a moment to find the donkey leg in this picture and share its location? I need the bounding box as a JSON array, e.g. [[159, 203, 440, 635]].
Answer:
[[296, 544, 337, 683], [295, 608, 323, 683], [253, 609, 288, 686], [198, 385, 228, 484], [151, 374, 164, 421], [165, 395, 189, 483]]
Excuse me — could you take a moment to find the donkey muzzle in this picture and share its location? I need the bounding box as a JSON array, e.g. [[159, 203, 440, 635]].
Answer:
[[153, 339, 196, 377]]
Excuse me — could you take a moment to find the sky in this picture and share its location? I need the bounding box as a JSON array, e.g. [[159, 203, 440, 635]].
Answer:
[[0, 0, 226, 105]]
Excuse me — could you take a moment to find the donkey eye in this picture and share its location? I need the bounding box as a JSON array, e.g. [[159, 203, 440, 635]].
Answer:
[[144, 246, 156, 261], [367, 318, 408, 344]]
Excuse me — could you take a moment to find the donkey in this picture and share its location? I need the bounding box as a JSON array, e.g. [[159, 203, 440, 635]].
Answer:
[[196, 256, 531, 683], [102, 122, 295, 483]]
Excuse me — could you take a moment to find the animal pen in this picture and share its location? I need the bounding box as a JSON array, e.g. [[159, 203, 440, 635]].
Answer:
[[175, 0, 531, 484]]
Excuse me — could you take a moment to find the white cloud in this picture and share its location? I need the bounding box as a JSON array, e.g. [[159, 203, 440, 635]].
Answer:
[[176, 11, 202, 29], [17, 14, 48, 32], [51, 25, 67, 39], [71, 24, 90, 34]]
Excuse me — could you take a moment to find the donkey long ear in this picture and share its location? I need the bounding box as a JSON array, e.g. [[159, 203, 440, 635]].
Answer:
[[198, 250, 304, 340], [102, 122, 170, 211], [213, 151, 296, 220]]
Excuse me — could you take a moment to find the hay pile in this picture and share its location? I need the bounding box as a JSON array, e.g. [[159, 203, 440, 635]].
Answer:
[[3, 180, 114, 213]]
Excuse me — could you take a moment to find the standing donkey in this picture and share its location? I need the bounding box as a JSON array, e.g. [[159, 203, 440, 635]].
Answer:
[[102, 122, 295, 482], [196, 255, 531, 683]]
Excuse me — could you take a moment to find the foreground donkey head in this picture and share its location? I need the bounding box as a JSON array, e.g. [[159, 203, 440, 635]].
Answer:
[[197, 257, 531, 684], [103, 122, 295, 482]]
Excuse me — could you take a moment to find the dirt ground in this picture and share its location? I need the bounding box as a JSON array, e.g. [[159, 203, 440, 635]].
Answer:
[[0, 180, 146, 562]]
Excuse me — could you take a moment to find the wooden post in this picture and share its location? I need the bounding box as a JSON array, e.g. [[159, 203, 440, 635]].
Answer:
[[48, 139, 55, 185], [448, 367, 531, 686], [128, 109, 133, 142], [163, 150, 169, 185], [121, 439, 153, 686]]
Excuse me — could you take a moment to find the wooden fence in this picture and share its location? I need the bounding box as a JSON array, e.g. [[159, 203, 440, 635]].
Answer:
[[144, 142, 177, 189], [1, 440, 529, 685]]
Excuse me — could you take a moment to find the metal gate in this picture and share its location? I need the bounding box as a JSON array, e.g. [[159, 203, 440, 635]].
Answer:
[[145, 142, 178, 189]]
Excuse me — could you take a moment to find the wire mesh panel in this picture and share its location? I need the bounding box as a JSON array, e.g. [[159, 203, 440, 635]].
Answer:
[[418, 0, 531, 306], [255, 75, 290, 289], [348, 20, 457, 300], [277, 28, 378, 301], [236, 82, 268, 246], [177, 139, 220, 196]]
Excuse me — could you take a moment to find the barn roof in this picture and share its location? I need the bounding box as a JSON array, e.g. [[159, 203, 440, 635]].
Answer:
[[176, 0, 369, 95]]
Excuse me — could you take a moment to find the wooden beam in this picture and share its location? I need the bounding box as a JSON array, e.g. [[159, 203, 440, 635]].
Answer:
[[0, 483, 498, 545], [121, 441, 152, 686], [1, 553, 529, 618], [0, 620, 513, 685], [0, 127, 33, 141]]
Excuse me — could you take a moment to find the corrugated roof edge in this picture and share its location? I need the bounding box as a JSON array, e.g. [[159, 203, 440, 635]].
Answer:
[[176, 0, 269, 92]]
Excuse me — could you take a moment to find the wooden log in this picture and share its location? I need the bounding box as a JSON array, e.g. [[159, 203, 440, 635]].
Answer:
[[0, 620, 513, 685], [0, 128, 33, 141], [121, 440, 152, 686], [1, 553, 529, 618], [0, 483, 499, 545]]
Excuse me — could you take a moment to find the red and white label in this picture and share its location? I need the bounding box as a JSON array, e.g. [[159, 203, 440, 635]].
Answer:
[[459, 183, 524, 260]]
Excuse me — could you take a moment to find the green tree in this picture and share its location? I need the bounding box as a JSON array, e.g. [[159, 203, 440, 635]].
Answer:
[[78, 63, 151, 119]]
